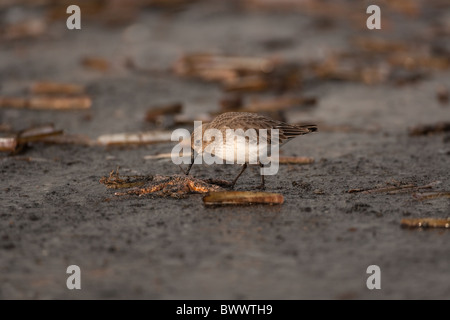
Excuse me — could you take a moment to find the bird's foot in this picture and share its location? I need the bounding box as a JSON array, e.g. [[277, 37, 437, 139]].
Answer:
[[178, 165, 189, 175], [255, 184, 266, 190]]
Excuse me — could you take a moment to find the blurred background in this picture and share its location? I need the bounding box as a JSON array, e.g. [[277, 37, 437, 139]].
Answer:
[[1, 0, 449, 140]]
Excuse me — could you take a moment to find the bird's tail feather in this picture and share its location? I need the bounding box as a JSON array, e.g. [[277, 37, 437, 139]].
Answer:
[[276, 124, 317, 139]]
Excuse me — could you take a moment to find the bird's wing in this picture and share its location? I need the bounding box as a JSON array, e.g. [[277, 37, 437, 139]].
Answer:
[[222, 113, 316, 144]]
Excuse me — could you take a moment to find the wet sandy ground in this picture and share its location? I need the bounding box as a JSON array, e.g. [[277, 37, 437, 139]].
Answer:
[[0, 1, 449, 299]]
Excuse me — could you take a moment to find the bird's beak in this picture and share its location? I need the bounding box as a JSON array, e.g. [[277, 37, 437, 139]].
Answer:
[[185, 147, 195, 175]]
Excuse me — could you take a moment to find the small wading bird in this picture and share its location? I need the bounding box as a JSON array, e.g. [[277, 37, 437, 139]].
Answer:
[[184, 112, 317, 189]]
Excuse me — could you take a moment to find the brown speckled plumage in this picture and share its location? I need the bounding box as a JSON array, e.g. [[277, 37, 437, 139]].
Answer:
[[187, 112, 317, 188], [206, 112, 316, 143]]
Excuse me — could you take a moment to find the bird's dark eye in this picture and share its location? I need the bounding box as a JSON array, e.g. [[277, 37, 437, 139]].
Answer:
[[195, 140, 201, 145]]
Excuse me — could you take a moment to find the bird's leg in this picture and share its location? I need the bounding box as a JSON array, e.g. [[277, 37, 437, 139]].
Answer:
[[185, 148, 195, 175], [256, 162, 265, 190], [230, 163, 248, 189]]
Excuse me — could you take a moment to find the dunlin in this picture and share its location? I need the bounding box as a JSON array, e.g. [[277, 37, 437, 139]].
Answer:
[[185, 112, 317, 189]]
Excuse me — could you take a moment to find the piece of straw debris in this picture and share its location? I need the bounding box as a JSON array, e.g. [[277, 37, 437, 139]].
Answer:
[[409, 122, 450, 136], [18, 124, 63, 143], [347, 188, 363, 193], [0, 124, 63, 154], [144, 153, 174, 160], [81, 56, 110, 72], [2, 18, 47, 40], [0, 136, 18, 152], [96, 131, 173, 146], [30, 82, 85, 95], [412, 192, 450, 201], [29, 96, 92, 110], [0, 96, 92, 110], [174, 53, 276, 76], [313, 189, 325, 195], [203, 191, 284, 206], [223, 76, 271, 92], [174, 53, 302, 92], [401, 218, 450, 229], [173, 53, 277, 86], [0, 97, 28, 109], [144, 152, 191, 163]]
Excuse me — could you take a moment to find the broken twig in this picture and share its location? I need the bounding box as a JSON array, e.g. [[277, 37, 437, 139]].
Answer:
[[412, 192, 450, 201], [0, 124, 63, 154], [203, 191, 284, 206], [81, 56, 110, 72], [97, 131, 172, 146], [401, 218, 450, 229], [0, 96, 92, 110]]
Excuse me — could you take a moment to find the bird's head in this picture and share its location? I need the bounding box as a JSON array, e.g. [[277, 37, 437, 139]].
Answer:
[[190, 123, 210, 153]]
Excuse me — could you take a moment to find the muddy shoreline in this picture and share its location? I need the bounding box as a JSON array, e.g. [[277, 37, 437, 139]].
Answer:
[[1, 1, 449, 299]]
